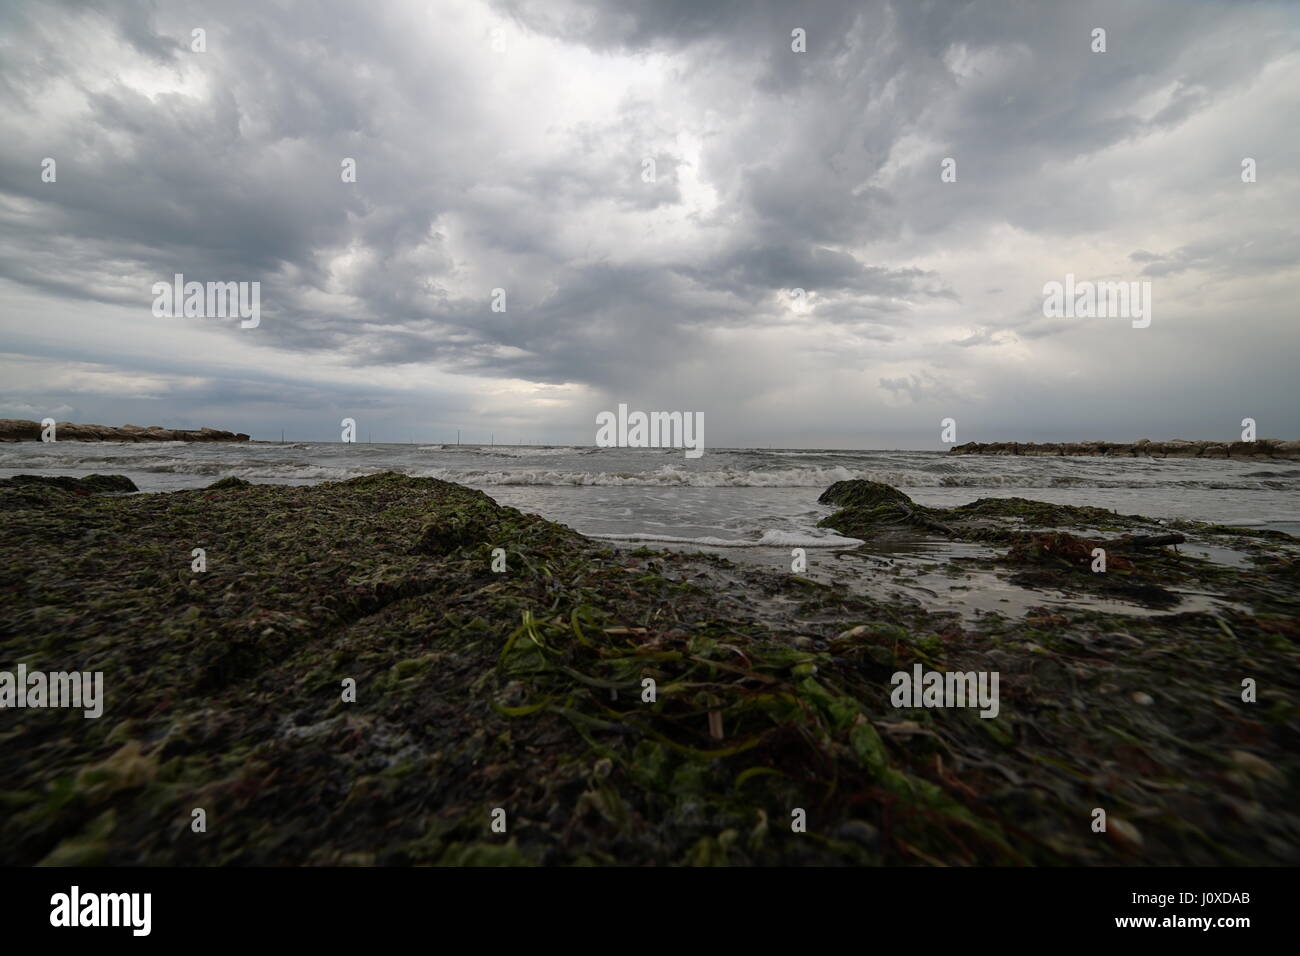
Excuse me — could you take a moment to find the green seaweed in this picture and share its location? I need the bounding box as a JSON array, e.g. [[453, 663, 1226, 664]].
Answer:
[[1, 472, 1297, 866]]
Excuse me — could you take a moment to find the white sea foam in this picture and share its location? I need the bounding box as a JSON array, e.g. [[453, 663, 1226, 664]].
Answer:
[[1, 444, 1297, 533], [590, 529, 864, 548], [2, 446, 1298, 493]]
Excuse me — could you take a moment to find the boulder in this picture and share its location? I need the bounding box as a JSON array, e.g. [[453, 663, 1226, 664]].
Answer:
[[0, 474, 138, 494], [818, 480, 916, 509], [0, 419, 42, 441]]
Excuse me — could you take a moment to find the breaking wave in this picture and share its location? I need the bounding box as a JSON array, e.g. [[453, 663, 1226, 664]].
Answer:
[[590, 529, 864, 548], [2, 448, 1298, 492]]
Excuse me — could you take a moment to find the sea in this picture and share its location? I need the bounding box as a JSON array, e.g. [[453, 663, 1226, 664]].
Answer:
[[4, 442, 1298, 550]]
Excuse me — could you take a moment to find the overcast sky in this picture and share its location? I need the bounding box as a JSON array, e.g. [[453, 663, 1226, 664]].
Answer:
[[1, 0, 1296, 447]]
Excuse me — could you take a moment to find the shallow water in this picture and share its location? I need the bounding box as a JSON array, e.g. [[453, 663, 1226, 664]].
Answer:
[[5, 440, 1293, 621], [3, 441, 1298, 546]]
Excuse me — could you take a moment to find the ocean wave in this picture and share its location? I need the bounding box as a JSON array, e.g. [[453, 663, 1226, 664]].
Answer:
[[3, 443, 1299, 495], [4, 453, 1299, 492], [1202, 517, 1300, 527], [749, 449, 848, 458], [470, 446, 592, 458], [446, 467, 1300, 491], [590, 529, 864, 548], [417, 444, 596, 458]]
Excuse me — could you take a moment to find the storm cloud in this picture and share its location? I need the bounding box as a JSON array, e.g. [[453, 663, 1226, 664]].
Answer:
[[1, 0, 1296, 446]]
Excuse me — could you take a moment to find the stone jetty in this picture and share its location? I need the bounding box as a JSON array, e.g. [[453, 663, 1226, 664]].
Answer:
[[0, 419, 249, 442], [948, 438, 1300, 459]]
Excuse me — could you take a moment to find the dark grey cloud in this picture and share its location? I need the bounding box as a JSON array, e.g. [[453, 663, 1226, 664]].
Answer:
[[1132, 231, 1300, 278]]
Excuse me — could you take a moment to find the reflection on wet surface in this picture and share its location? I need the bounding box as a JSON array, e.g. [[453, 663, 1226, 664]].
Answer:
[[613, 527, 1268, 622]]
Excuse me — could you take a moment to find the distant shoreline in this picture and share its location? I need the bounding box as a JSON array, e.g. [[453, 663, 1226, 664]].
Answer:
[[949, 439, 1300, 459], [0, 419, 248, 443]]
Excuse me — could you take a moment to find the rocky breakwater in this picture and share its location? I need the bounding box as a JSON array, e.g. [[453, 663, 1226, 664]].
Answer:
[[0, 419, 249, 443], [948, 438, 1300, 459]]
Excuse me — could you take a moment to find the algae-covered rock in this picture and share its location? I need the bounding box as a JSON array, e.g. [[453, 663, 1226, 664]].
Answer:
[[816, 480, 956, 539], [0, 473, 138, 494], [819, 504, 910, 539], [946, 496, 1150, 530], [206, 476, 252, 490], [815, 480, 1284, 614], [816, 481, 920, 539], [818, 480, 915, 509]]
